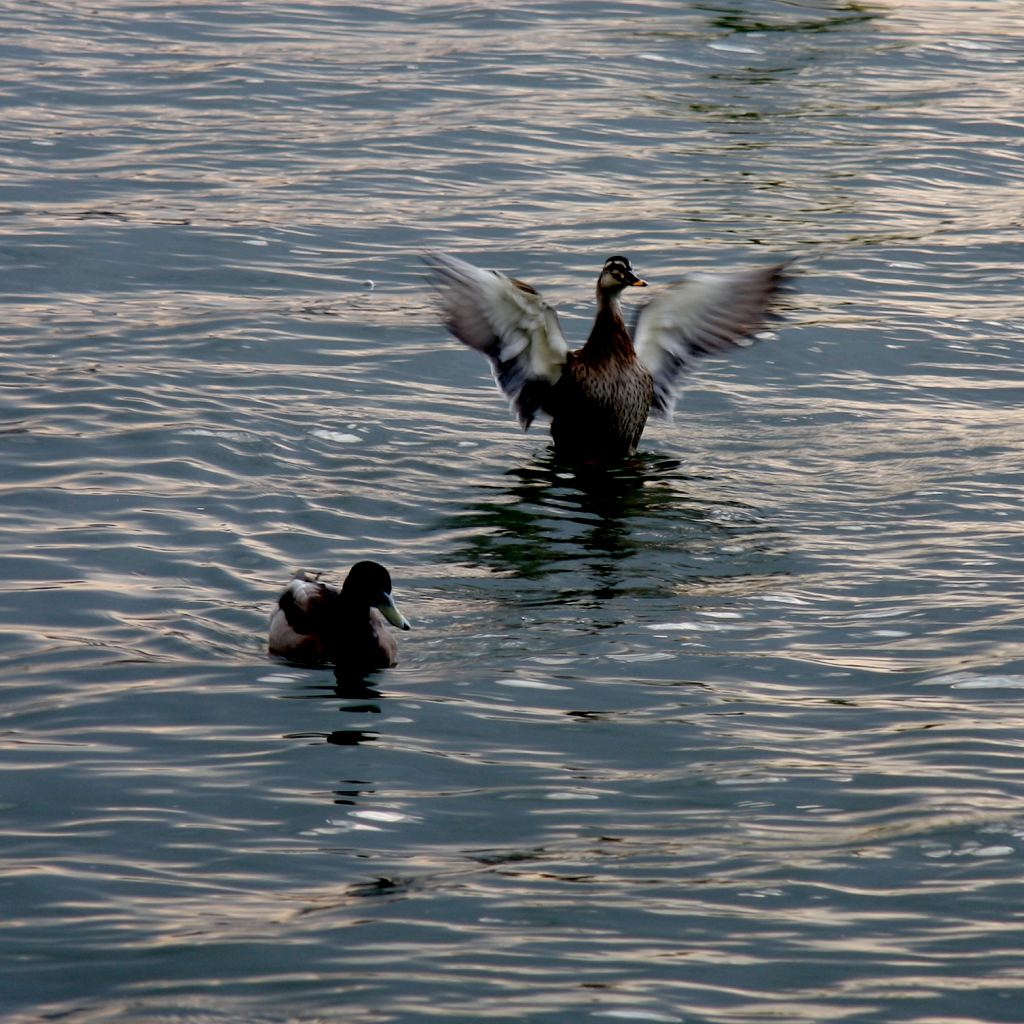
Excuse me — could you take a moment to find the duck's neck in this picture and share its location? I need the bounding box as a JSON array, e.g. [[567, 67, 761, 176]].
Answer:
[[584, 288, 633, 363], [338, 592, 375, 633]]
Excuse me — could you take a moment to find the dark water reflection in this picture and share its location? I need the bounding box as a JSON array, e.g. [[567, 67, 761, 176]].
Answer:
[[3, 0, 1024, 1022], [695, 1, 882, 36], [446, 450, 788, 609]]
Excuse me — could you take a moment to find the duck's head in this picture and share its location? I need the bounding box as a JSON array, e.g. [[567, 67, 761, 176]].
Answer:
[[343, 560, 411, 630], [597, 255, 648, 296]]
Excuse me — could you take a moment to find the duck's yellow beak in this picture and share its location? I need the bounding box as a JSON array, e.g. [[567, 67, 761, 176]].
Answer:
[[629, 278, 648, 287], [377, 592, 411, 630]]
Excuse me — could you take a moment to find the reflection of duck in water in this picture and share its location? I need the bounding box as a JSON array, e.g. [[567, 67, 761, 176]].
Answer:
[[426, 251, 789, 464], [441, 449, 790, 617], [448, 451, 751, 574], [269, 561, 410, 671], [448, 454, 678, 590]]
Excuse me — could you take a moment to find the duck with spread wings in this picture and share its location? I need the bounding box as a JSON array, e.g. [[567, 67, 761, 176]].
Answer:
[[425, 251, 790, 464]]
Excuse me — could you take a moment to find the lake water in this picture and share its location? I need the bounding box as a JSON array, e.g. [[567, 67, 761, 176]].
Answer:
[[2, 1, 1024, 1021]]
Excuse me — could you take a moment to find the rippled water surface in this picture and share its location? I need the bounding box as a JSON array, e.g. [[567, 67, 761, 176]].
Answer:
[[3, 1, 1024, 1021]]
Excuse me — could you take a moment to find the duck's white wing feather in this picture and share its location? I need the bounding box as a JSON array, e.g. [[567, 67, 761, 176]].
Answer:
[[425, 251, 569, 429], [282, 575, 325, 614], [633, 263, 790, 419], [276, 573, 333, 633]]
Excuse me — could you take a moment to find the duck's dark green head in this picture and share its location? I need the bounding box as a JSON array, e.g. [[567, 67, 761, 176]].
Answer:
[[343, 560, 411, 630], [598, 255, 648, 294]]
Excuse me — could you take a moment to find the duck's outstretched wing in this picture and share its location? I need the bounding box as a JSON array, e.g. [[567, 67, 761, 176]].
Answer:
[[632, 263, 791, 419], [425, 251, 569, 429]]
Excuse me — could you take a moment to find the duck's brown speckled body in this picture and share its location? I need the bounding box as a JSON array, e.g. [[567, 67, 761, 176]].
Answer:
[[549, 285, 655, 461]]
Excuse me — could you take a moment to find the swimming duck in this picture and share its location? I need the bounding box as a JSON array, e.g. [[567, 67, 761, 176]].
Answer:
[[426, 251, 790, 463], [268, 561, 410, 670]]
